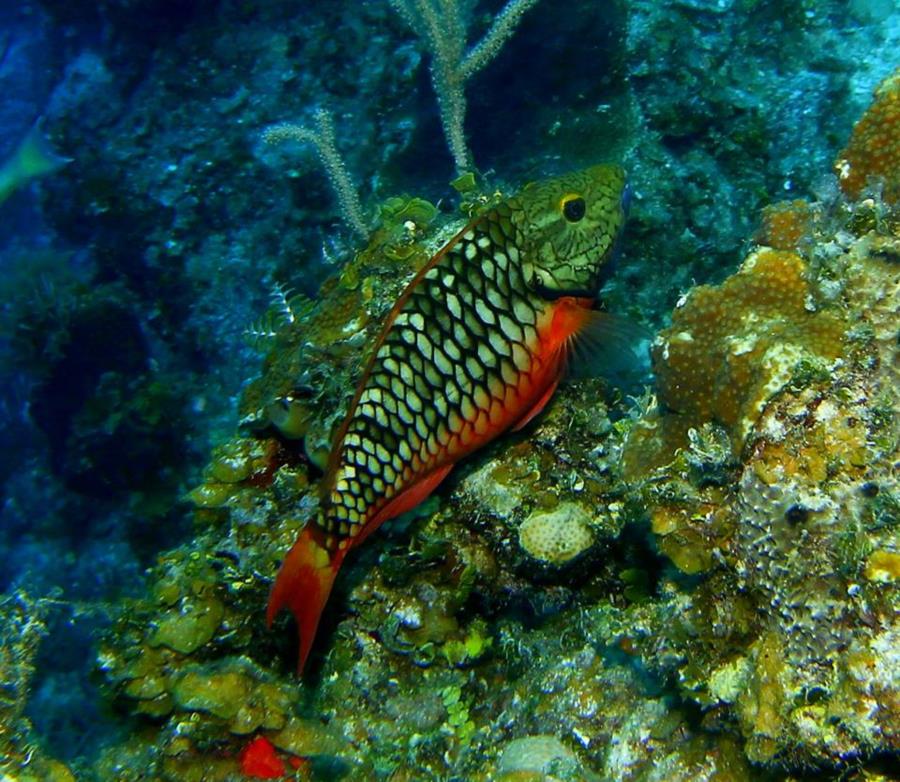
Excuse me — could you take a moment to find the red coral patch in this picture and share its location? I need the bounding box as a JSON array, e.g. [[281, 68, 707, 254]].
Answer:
[[240, 736, 285, 779]]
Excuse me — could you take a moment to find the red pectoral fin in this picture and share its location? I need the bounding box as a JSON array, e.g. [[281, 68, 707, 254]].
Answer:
[[267, 526, 343, 675]]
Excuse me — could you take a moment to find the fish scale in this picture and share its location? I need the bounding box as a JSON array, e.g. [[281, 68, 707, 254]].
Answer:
[[267, 165, 629, 672], [322, 207, 545, 548]]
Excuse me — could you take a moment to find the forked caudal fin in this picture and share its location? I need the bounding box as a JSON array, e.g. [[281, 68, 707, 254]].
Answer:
[[266, 525, 343, 674]]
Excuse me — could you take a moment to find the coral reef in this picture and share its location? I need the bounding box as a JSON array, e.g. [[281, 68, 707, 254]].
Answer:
[[518, 502, 596, 566], [618, 152, 899, 768], [2, 0, 898, 778], [90, 194, 898, 781], [71, 68, 899, 780], [836, 67, 900, 204], [622, 243, 849, 478]]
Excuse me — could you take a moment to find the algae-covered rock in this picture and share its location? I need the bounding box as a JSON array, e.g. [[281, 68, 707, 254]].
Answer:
[[496, 735, 581, 778], [172, 668, 250, 720], [149, 597, 224, 654], [172, 661, 291, 734]]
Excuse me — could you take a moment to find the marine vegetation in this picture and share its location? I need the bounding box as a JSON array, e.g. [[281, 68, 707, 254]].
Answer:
[[72, 67, 900, 781]]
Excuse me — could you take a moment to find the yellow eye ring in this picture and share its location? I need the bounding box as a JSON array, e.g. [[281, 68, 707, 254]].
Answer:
[[560, 193, 586, 222]]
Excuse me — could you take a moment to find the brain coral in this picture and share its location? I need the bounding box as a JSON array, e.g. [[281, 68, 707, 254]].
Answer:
[[836, 66, 900, 204]]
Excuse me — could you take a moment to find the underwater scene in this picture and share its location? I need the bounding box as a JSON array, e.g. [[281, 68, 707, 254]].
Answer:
[[0, 0, 898, 780]]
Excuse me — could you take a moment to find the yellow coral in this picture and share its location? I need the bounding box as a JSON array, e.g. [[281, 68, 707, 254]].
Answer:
[[737, 633, 786, 763], [650, 506, 716, 574], [864, 549, 900, 582], [755, 199, 815, 251], [640, 249, 845, 464], [518, 502, 594, 565], [836, 67, 900, 204]]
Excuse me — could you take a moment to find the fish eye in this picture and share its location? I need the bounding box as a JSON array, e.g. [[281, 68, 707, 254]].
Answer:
[[561, 195, 586, 222]]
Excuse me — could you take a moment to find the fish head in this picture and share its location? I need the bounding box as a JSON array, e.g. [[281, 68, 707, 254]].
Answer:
[[512, 164, 628, 299]]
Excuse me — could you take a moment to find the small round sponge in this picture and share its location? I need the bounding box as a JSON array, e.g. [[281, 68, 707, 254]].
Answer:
[[518, 502, 594, 565]]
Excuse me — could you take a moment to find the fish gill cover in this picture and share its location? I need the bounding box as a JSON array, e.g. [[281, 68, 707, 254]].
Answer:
[[0, 1, 898, 781]]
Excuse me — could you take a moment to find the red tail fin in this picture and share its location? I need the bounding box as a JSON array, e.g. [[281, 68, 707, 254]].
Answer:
[[266, 526, 344, 674]]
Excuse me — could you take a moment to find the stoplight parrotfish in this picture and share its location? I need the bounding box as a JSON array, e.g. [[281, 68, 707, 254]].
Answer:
[[268, 165, 632, 673]]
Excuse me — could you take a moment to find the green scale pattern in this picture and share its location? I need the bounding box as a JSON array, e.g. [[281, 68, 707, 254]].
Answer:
[[318, 203, 546, 550]]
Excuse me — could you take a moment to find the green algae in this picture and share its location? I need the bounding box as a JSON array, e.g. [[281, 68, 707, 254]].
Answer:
[[149, 598, 224, 655]]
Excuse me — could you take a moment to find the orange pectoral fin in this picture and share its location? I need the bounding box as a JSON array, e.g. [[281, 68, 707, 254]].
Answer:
[[544, 296, 651, 382], [267, 526, 343, 675]]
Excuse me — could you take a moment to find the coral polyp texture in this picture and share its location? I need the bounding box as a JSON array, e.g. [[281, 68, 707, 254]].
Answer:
[[620, 192, 899, 767], [836, 67, 900, 204], [755, 199, 817, 252], [623, 246, 846, 473]]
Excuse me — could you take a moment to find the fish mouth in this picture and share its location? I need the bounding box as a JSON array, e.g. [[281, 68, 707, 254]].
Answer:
[[534, 280, 599, 301]]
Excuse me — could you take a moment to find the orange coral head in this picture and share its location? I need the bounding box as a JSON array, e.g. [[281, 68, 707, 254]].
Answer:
[[836, 67, 900, 204], [240, 736, 285, 779]]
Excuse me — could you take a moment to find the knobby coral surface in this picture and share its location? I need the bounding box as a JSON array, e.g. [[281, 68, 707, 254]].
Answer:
[[837, 66, 900, 204]]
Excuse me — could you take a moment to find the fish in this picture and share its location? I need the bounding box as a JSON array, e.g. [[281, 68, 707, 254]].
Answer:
[[0, 119, 71, 207], [268, 164, 630, 672]]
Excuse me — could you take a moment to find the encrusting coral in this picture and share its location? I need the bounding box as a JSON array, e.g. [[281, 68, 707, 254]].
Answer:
[[84, 66, 900, 781], [755, 199, 817, 252], [623, 246, 847, 473], [836, 66, 900, 204], [616, 76, 900, 768]]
